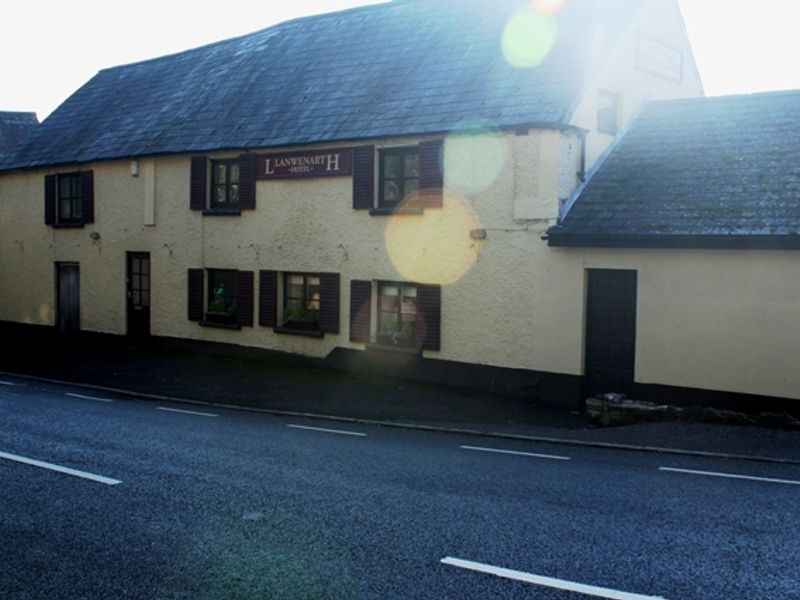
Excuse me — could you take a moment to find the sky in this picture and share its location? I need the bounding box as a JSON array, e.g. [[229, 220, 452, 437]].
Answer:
[[2, 0, 800, 121]]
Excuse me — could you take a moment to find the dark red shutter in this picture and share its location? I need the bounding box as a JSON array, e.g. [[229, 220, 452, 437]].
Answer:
[[319, 273, 340, 334], [236, 270, 254, 327], [416, 284, 441, 351], [80, 170, 94, 224], [44, 175, 55, 225], [352, 146, 375, 210], [190, 156, 207, 210], [258, 270, 278, 327], [349, 280, 372, 343], [238, 153, 256, 210], [419, 140, 444, 208], [187, 269, 204, 322]]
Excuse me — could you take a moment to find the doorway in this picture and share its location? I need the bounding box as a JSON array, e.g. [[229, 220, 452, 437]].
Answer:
[[127, 252, 151, 337], [585, 269, 637, 398], [56, 263, 80, 335]]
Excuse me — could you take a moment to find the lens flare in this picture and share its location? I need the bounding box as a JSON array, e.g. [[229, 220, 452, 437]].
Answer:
[[502, 6, 558, 69], [443, 127, 508, 194], [532, 0, 565, 17], [385, 191, 482, 286]]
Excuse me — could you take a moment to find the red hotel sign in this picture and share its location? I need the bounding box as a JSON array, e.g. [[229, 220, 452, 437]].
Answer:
[[256, 148, 353, 179]]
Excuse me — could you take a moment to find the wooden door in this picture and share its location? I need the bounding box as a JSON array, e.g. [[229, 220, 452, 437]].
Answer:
[[127, 253, 151, 337], [57, 263, 80, 335]]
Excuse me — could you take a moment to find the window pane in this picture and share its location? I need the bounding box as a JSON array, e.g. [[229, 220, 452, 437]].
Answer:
[[229, 183, 239, 204], [132, 291, 140, 305], [379, 312, 399, 334], [404, 153, 419, 178], [60, 198, 72, 219], [229, 163, 239, 184], [383, 180, 399, 205], [383, 154, 400, 178], [404, 178, 419, 198], [141, 291, 150, 307], [215, 164, 227, 184], [402, 286, 417, 298], [215, 186, 226, 205], [307, 277, 320, 310]]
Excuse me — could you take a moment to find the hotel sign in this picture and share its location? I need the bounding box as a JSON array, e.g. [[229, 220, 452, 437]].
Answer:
[[256, 148, 353, 179]]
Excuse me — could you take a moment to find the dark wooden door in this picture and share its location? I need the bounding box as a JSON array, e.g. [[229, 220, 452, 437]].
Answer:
[[57, 263, 80, 335], [127, 253, 151, 337], [585, 269, 637, 397]]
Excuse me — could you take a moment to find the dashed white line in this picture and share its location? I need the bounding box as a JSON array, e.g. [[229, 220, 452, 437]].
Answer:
[[287, 424, 366, 437], [659, 467, 800, 486], [157, 406, 218, 418], [460, 445, 571, 461], [0, 450, 121, 486], [0, 380, 17, 386], [66, 392, 113, 403], [441, 557, 667, 600]]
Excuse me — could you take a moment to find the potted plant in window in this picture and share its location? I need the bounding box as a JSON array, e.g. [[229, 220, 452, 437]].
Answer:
[[282, 306, 320, 331]]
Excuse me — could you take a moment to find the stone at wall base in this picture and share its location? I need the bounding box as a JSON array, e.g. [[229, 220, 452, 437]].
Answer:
[[586, 395, 800, 431]]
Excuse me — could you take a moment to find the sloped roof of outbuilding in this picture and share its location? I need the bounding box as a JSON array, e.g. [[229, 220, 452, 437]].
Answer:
[[0, 112, 38, 159], [548, 90, 800, 249], [2, 0, 642, 171]]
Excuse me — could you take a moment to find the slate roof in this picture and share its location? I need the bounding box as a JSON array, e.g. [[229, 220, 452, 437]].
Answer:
[[548, 90, 800, 249], [1, 0, 642, 171], [0, 112, 38, 159]]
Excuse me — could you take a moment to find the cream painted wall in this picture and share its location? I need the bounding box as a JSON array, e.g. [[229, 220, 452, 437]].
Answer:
[[570, 0, 704, 168], [545, 248, 800, 401], [0, 131, 559, 370]]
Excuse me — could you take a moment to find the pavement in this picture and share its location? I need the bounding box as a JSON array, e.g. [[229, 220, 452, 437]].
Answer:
[[1, 326, 799, 465]]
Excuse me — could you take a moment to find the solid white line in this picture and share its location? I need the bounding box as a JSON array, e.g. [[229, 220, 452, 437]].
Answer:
[[659, 467, 800, 486], [0, 380, 17, 386], [66, 392, 113, 403], [287, 424, 366, 437], [441, 557, 667, 600], [157, 406, 218, 418], [460, 445, 570, 461], [0, 450, 121, 486]]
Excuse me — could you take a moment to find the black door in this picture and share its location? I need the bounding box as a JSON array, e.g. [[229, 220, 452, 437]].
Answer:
[[57, 263, 80, 335], [127, 252, 151, 337], [585, 269, 637, 398]]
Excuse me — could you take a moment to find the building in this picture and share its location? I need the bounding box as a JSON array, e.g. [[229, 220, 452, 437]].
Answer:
[[0, 0, 706, 408], [547, 90, 800, 412]]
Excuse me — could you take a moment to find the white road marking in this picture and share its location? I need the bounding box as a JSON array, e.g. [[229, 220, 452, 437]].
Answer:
[[287, 424, 366, 437], [66, 392, 113, 403], [157, 406, 218, 418], [0, 380, 17, 386], [441, 557, 667, 600], [0, 450, 121, 486], [460, 445, 570, 461], [659, 467, 800, 486]]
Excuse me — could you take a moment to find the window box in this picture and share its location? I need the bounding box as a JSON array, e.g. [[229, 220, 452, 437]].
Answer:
[[273, 325, 325, 338]]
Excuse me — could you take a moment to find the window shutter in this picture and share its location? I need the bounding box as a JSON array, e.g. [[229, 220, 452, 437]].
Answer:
[[187, 269, 204, 322], [80, 170, 94, 224], [352, 146, 374, 210], [44, 175, 56, 225], [419, 139, 444, 208], [190, 156, 207, 210], [258, 270, 278, 327], [349, 280, 372, 343], [238, 153, 256, 210], [416, 284, 441, 351], [319, 273, 340, 334], [236, 270, 254, 327]]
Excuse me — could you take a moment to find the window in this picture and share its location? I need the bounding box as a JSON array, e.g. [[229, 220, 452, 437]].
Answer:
[[378, 147, 420, 209], [206, 269, 238, 324], [377, 282, 418, 348], [44, 171, 94, 226], [210, 159, 240, 209], [282, 273, 321, 331], [190, 154, 256, 213], [57, 173, 82, 223], [353, 141, 443, 212], [597, 91, 620, 134]]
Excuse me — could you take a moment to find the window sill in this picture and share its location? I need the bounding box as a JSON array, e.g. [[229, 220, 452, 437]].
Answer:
[[203, 208, 242, 217], [273, 326, 324, 338], [199, 320, 241, 330], [52, 223, 85, 229], [369, 206, 424, 216], [365, 342, 420, 356]]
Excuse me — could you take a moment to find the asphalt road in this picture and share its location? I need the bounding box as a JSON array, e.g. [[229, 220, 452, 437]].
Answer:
[[1, 375, 799, 599]]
